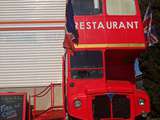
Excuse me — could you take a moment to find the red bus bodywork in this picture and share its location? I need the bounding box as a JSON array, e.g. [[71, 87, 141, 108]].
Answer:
[[63, 0, 150, 119]]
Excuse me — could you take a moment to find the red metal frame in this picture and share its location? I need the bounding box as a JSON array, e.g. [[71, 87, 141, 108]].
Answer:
[[0, 92, 27, 120]]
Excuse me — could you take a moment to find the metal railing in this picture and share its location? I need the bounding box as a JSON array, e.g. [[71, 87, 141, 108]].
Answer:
[[28, 83, 62, 120]]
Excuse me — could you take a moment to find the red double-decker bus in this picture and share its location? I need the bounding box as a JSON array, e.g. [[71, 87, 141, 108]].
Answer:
[[63, 0, 150, 119]]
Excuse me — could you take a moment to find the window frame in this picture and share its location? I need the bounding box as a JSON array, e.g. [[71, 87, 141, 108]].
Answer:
[[69, 50, 104, 80], [71, 0, 104, 16]]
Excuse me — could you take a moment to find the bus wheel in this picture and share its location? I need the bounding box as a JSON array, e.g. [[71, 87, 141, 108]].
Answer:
[[65, 113, 73, 120], [136, 116, 150, 120], [68, 115, 79, 120]]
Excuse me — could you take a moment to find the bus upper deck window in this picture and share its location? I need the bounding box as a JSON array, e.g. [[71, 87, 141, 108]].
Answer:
[[72, 0, 102, 15], [106, 0, 136, 15]]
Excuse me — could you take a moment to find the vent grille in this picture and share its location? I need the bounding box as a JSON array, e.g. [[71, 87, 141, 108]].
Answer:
[[112, 95, 130, 118], [93, 94, 130, 119]]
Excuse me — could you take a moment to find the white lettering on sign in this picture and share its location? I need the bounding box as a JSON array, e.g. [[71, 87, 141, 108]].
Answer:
[[79, 22, 85, 29], [97, 22, 105, 29], [86, 22, 91, 29], [76, 21, 139, 30]]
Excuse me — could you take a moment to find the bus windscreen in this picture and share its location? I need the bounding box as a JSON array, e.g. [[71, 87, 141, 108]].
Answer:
[[70, 51, 103, 79]]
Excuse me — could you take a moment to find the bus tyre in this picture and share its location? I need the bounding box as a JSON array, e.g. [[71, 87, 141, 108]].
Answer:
[[68, 117, 73, 120], [65, 113, 73, 120], [136, 115, 150, 120], [67, 115, 79, 120]]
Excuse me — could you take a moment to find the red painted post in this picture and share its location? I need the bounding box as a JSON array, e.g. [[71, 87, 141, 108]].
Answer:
[[28, 95, 31, 120], [33, 88, 37, 113], [62, 56, 66, 119], [51, 83, 54, 107], [110, 100, 113, 119]]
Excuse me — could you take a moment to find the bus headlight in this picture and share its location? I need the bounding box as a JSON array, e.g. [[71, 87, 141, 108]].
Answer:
[[74, 99, 82, 108], [139, 98, 145, 106]]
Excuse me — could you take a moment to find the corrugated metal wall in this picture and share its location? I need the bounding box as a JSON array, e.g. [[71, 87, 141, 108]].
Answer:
[[0, 0, 65, 87], [0, 0, 65, 21]]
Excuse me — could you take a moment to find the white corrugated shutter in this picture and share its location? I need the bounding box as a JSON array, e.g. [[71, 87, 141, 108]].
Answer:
[[0, 0, 65, 87], [0, 0, 65, 21]]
